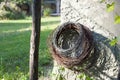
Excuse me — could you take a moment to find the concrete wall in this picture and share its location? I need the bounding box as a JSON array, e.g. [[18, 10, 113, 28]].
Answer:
[[52, 0, 120, 80], [61, 0, 120, 43]]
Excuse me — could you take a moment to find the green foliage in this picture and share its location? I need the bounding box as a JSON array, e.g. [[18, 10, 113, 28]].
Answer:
[[104, 1, 120, 46], [0, 2, 25, 20], [114, 15, 120, 24], [54, 66, 66, 80], [0, 0, 4, 3], [100, 0, 105, 3], [0, 69, 29, 80], [106, 2, 115, 12], [59, 66, 65, 72], [109, 37, 118, 46], [39, 49, 52, 66], [56, 74, 65, 80], [77, 73, 94, 80], [43, 8, 52, 17], [58, 66, 65, 74], [11, 0, 31, 4], [0, 10, 25, 20], [77, 73, 85, 79], [0, 0, 31, 6], [105, 2, 120, 25]]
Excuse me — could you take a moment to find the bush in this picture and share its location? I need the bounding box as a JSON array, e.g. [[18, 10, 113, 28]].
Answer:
[[0, 10, 25, 20], [0, 2, 25, 20], [43, 8, 51, 16]]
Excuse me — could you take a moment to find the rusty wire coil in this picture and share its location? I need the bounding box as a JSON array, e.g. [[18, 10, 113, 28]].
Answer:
[[48, 22, 94, 68]]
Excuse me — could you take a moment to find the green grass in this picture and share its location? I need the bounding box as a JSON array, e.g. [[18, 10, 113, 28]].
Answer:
[[0, 16, 60, 80]]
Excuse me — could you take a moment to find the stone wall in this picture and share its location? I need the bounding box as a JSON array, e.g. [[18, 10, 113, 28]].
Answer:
[[51, 0, 120, 80], [61, 0, 120, 40]]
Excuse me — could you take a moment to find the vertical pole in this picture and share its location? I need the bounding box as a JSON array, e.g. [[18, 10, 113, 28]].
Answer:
[[29, 0, 41, 80], [56, 0, 60, 14]]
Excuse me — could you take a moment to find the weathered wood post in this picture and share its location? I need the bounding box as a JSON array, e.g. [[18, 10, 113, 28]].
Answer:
[[48, 0, 120, 80], [29, 0, 41, 80]]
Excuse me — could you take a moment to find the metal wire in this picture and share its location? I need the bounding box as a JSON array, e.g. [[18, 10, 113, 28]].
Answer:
[[48, 22, 94, 68]]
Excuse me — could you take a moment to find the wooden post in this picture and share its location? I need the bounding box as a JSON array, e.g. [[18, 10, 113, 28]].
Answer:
[[29, 0, 41, 80]]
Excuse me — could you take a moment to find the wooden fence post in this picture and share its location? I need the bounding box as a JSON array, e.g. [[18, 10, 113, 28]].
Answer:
[[29, 0, 41, 80]]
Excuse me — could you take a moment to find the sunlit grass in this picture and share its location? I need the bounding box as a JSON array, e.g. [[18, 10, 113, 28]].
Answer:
[[0, 17, 60, 33], [0, 16, 60, 80]]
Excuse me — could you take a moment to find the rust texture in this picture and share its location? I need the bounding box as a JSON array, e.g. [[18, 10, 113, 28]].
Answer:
[[48, 22, 94, 68]]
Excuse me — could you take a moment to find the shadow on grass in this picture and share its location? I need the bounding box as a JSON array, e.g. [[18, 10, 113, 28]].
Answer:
[[0, 20, 59, 33], [0, 23, 31, 33], [41, 20, 60, 26], [0, 28, 55, 80]]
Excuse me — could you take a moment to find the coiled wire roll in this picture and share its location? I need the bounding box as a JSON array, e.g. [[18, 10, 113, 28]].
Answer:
[[48, 22, 94, 68]]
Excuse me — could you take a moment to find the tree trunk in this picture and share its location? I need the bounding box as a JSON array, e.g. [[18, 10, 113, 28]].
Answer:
[[29, 0, 41, 80]]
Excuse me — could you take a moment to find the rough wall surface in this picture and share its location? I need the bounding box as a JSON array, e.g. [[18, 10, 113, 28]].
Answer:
[[61, 0, 120, 39], [52, 0, 120, 80]]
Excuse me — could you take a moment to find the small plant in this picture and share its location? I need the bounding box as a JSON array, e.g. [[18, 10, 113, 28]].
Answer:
[[56, 74, 65, 80], [106, 2, 115, 12], [43, 8, 51, 17], [59, 66, 65, 72], [109, 37, 118, 46], [54, 66, 66, 80], [100, 0, 120, 46], [77, 73, 94, 80], [114, 15, 120, 24]]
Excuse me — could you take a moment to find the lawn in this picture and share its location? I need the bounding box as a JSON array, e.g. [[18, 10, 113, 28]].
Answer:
[[0, 16, 60, 80]]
